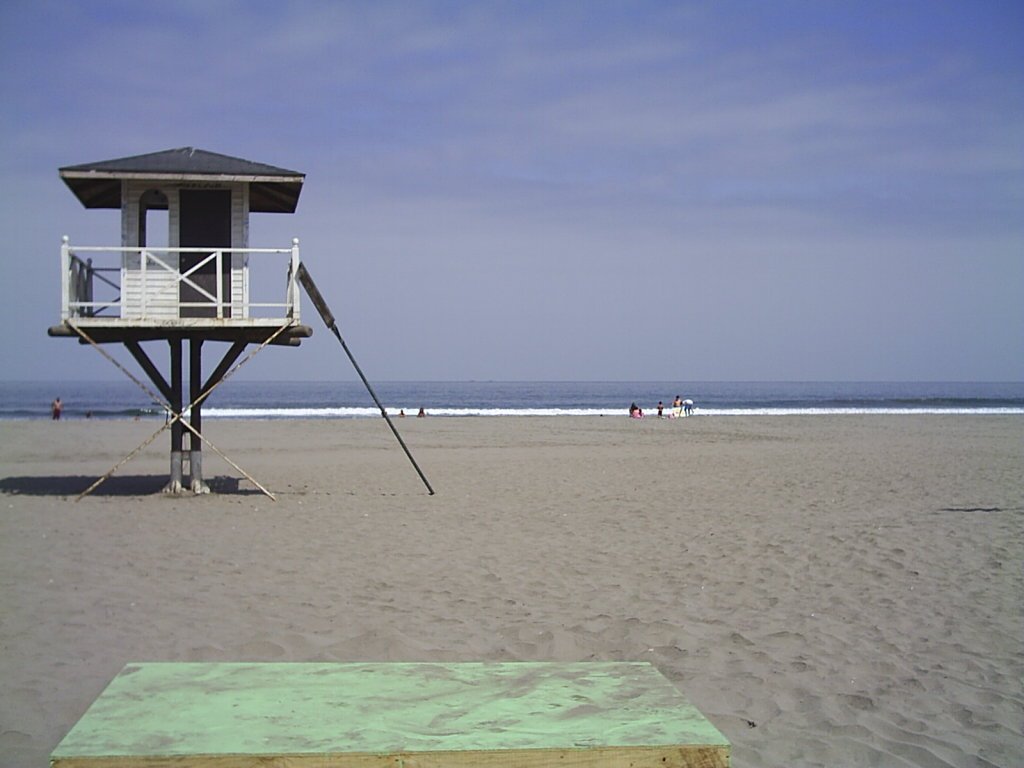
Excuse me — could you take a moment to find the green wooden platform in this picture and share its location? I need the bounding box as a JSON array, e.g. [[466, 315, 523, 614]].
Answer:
[[51, 661, 729, 767]]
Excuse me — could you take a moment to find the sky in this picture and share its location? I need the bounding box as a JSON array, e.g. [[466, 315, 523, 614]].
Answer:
[[1, 0, 1022, 382]]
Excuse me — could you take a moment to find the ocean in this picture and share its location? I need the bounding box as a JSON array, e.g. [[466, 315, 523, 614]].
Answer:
[[2, 380, 1023, 420]]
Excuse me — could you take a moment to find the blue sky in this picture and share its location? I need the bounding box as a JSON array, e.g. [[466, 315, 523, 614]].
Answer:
[[1, 1, 1021, 381]]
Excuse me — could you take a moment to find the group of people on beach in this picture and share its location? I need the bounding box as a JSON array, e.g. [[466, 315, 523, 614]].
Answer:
[[630, 395, 693, 419]]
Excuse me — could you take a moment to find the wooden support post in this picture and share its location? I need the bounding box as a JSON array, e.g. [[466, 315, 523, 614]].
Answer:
[[167, 337, 184, 494], [188, 337, 209, 494]]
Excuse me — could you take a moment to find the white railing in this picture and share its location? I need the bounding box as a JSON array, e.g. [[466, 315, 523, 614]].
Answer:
[[60, 236, 302, 325]]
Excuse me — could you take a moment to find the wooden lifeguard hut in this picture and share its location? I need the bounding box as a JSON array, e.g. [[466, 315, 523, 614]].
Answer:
[[49, 147, 313, 495]]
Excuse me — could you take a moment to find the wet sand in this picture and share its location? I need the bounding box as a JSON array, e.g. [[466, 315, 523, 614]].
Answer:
[[1, 415, 1021, 767]]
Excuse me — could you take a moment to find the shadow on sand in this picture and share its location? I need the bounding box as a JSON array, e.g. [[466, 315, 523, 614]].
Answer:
[[0, 475, 254, 497]]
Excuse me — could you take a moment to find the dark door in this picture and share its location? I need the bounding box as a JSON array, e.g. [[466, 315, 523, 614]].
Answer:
[[179, 189, 232, 318]]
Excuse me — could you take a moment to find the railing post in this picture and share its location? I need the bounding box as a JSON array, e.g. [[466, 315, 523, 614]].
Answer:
[[140, 248, 148, 319], [216, 250, 223, 319], [84, 258, 94, 317], [290, 237, 301, 321], [61, 236, 70, 321]]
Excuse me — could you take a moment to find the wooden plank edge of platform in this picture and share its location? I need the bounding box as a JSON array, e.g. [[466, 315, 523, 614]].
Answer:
[[51, 744, 730, 768]]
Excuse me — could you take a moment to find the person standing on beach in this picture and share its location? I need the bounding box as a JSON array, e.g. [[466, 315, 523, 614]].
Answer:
[[51, 397, 62, 420], [657, 401, 664, 418], [672, 396, 682, 418]]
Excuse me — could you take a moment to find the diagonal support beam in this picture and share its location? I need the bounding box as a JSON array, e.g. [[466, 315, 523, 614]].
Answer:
[[199, 341, 248, 408], [124, 340, 173, 403]]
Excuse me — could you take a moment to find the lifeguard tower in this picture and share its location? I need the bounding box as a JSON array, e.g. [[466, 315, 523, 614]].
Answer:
[[49, 147, 313, 494]]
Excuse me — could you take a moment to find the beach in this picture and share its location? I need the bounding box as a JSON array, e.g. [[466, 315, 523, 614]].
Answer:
[[1, 415, 1021, 767]]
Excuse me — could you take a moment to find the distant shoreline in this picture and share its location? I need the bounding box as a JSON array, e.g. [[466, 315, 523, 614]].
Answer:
[[3, 379, 1023, 420]]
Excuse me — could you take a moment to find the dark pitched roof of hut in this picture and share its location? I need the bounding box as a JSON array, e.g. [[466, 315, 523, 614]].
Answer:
[[59, 147, 305, 213]]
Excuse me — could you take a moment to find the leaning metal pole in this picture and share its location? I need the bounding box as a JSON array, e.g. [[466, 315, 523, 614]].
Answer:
[[296, 264, 435, 496]]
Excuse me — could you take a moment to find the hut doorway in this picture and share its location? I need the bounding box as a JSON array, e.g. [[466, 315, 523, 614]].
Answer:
[[138, 189, 169, 250], [179, 189, 231, 318]]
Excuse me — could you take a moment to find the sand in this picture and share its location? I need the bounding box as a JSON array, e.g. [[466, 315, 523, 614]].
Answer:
[[1, 415, 1021, 767]]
